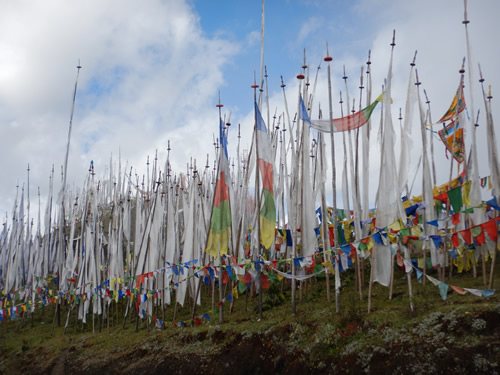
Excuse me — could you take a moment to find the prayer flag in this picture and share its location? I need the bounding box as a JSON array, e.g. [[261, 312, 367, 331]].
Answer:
[[206, 119, 232, 257], [255, 102, 276, 250], [436, 82, 466, 124], [310, 94, 383, 133], [438, 121, 464, 163]]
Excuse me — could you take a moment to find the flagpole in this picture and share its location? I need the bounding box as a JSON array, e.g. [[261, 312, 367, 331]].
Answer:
[[354, 66, 364, 301], [300, 51, 308, 303], [361, 50, 372, 288], [423, 90, 437, 187], [447, 65, 466, 282], [216, 95, 226, 323], [251, 77, 264, 320], [478, 67, 499, 289], [368, 31, 397, 313], [52, 62, 82, 335], [341, 67, 351, 220], [341, 66, 363, 300], [325, 45, 340, 312]]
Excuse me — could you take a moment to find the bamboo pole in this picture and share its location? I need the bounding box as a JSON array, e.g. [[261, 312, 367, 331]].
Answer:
[[489, 231, 497, 289], [341, 68, 362, 301], [253, 79, 263, 320], [219, 254, 224, 323], [325, 44, 340, 312], [388, 253, 395, 300], [481, 244, 488, 286], [367, 246, 375, 313], [407, 271, 414, 313]]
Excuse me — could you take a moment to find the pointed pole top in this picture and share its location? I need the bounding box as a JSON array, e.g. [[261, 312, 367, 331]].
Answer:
[[216, 90, 223, 108], [478, 63, 485, 83], [359, 66, 364, 90], [411, 50, 417, 66], [459, 57, 466, 74], [424, 89, 430, 104], [463, 0, 469, 24], [391, 29, 396, 48], [324, 42, 332, 62], [415, 69, 421, 86], [251, 70, 259, 89]]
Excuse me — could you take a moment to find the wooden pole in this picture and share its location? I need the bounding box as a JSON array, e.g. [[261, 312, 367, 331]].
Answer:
[[407, 271, 414, 312], [481, 244, 488, 286], [388, 253, 395, 300], [219, 254, 224, 323], [325, 44, 340, 312], [367, 246, 375, 313], [489, 231, 498, 289]]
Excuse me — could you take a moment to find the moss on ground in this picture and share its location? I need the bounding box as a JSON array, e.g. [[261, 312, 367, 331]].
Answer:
[[1, 260, 499, 374]]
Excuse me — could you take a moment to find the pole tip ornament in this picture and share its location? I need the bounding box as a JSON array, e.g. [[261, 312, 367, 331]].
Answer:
[[280, 76, 286, 88], [459, 57, 466, 74], [411, 50, 417, 66], [415, 69, 421, 86]]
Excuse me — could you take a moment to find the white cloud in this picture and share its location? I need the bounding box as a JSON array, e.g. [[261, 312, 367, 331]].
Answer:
[[246, 30, 261, 48], [0, 0, 499, 222], [0, 0, 240, 216], [296, 16, 322, 46]]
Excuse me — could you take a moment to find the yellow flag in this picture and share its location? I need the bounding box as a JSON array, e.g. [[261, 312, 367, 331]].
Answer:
[[387, 233, 397, 244], [462, 181, 472, 206], [402, 200, 412, 209], [411, 226, 422, 237], [389, 220, 401, 232]]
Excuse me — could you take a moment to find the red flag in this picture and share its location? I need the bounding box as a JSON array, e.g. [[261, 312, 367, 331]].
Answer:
[[260, 274, 269, 289], [481, 219, 498, 242], [242, 272, 252, 286], [459, 229, 472, 245], [450, 285, 466, 295], [475, 230, 486, 246]]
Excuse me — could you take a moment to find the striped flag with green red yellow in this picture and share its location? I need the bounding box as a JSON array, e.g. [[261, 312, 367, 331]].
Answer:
[[206, 119, 231, 258], [255, 102, 276, 250]]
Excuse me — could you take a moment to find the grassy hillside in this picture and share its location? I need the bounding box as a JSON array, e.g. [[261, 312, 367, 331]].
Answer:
[[1, 261, 499, 374]]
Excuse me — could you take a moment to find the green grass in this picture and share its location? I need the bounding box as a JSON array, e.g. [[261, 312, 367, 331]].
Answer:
[[1, 259, 499, 373]]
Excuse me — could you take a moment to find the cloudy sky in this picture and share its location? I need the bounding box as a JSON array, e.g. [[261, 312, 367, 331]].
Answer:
[[0, 0, 499, 222]]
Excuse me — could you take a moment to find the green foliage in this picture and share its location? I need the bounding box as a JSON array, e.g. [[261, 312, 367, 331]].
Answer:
[[0, 260, 499, 374], [259, 280, 286, 312]]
